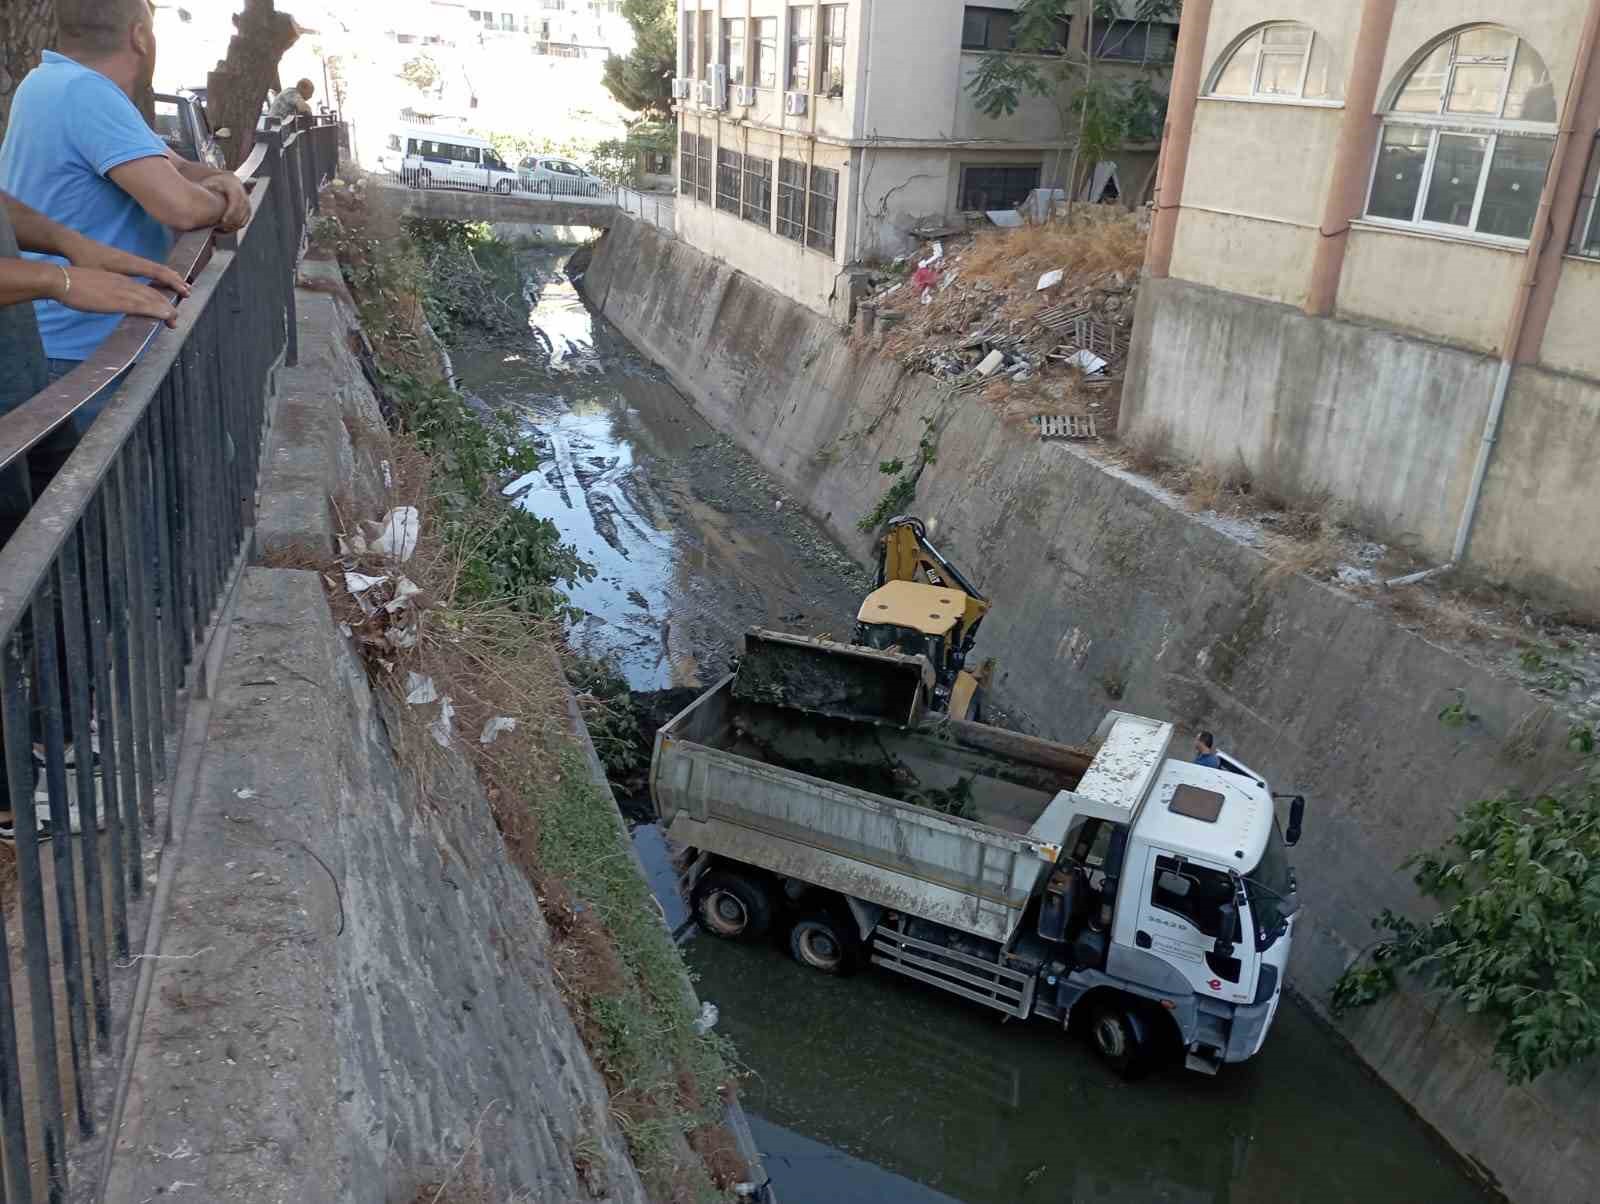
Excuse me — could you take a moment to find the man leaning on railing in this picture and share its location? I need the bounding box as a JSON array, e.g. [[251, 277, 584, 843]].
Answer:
[[0, 0, 248, 422], [0, 193, 190, 840]]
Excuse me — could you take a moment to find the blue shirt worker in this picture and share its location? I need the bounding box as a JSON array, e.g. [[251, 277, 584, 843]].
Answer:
[[1194, 731, 1222, 769], [0, 0, 249, 395]]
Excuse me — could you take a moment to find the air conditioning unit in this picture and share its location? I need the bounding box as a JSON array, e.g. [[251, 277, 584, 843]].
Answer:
[[784, 90, 808, 116], [732, 84, 757, 107], [711, 62, 729, 109], [670, 77, 691, 100], [696, 80, 714, 107]]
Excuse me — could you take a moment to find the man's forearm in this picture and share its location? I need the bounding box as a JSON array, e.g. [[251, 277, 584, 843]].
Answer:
[[1, 192, 84, 259], [0, 258, 68, 307], [168, 150, 229, 183]]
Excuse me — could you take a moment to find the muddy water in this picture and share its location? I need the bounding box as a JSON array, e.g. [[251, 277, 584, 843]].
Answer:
[[454, 250, 1496, 1204]]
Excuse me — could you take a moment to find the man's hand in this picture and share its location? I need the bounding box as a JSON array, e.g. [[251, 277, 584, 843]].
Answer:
[[200, 174, 251, 232], [62, 235, 190, 299], [56, 267, 180, 327]]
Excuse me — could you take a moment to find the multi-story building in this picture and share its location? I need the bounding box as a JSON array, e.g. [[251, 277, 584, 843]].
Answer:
[[672, 1, 1179, 317], [1130, 0, 1600, 609]]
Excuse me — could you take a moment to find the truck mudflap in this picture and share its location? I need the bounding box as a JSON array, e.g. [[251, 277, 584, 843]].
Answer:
[[870, 925, 1036, 1019]]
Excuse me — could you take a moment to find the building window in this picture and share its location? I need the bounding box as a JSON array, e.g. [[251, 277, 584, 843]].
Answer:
[[699, 10, 714, 83], [962, 6, 1069, 54], [742, 155, 773, 227], [806, 165, 837, 255], [1208, 21, 1340, 102], [788, 6, 812, 92], [682, 9, 694, 76], [680, 131, 713, 204], [961, 6, 1015, 51], [717, 148, 743, 213], [1569, 137, 1600, 259], [776, 157, 806, 242], [958, 163, 1041, 212], [753, 17, 778, 89], [1094, 18, 1176, 63], [723, 17, 747, 86], [1365, 27, 1556, 242], [818, 5, 847, 97]]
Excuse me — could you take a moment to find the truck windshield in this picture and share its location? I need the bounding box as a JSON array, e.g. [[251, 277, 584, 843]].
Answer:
[[1245, 825, 1294, 948]]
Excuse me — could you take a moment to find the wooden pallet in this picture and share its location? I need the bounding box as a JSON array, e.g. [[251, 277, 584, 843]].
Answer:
[[1034, 414, 1098, 440]]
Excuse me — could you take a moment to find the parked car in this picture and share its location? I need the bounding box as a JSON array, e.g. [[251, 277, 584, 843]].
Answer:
[[516, 156, 602, 197], [153, 90, 226, 169]]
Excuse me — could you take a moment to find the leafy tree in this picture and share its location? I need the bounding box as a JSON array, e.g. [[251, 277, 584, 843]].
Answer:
[[0, 0, 56, 142], [966, 0, 1180, 200], [399, 53, 441, 94], [1332, 785, 1600, 1084], [601, 0, 676, 117]]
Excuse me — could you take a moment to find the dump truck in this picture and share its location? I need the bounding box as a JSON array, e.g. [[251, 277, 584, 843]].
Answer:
[[651, 632, 1306, 1075]]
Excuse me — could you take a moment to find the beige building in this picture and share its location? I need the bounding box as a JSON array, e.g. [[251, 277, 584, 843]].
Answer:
[[1129, 0, 1600, 609], [672, 0, 1179, 316]]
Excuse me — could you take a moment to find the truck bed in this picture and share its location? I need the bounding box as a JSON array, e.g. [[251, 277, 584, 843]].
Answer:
[[652, 677, 1094, 944]]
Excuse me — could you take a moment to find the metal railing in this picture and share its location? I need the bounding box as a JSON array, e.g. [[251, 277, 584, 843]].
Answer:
[[375, 164, 616, 204], [0, 113, 342, 1202], [616, 186, 676, 237]]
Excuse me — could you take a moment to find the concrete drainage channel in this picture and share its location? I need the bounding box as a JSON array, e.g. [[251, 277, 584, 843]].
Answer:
[[444, 243, 1508, 1204]]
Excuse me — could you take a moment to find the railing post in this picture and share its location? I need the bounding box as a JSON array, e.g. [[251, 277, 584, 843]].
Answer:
[[259, 130, 300, 368]]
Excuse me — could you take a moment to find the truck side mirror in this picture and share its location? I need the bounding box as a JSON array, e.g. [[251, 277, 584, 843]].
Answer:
[[1214, 901, 1237, 960], [1285, 796, 1305, 847]]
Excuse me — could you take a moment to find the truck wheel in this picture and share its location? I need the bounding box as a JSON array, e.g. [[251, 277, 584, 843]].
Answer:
[[692, 870, 772, 941], [789, 914, 857, 975], [1089, 1002, 1150, 1078]]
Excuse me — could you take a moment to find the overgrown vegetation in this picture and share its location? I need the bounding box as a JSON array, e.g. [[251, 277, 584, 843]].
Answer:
[[857, 418, 941, 532], [601, 0, 677, 117], [1332, 783, 1600, 1084], [314, 189, 740, 1200]]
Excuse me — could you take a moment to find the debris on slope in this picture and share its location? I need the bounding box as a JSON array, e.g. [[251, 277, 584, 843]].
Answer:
[[855, 208, 1146, 434]]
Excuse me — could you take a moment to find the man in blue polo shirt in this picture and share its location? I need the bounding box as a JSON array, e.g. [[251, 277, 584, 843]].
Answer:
[[0, 0, 250, 415]]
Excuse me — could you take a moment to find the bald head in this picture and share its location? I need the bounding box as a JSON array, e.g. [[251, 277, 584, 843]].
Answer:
[[56, 0, 154, 58]]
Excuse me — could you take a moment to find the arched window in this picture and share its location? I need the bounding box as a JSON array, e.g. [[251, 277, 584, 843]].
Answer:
[[1366, 27, 1556, 241], [1207, 22, 1342, 103]]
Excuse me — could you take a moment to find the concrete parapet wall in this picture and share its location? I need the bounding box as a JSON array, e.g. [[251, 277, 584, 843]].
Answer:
[[584, 214, 1597, 1204], [1121, 275, 1600, 613], [371, 182, 615, 229]]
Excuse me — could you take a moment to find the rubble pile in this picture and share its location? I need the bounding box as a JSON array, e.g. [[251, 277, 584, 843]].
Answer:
[[856, 209, 1146, 431]]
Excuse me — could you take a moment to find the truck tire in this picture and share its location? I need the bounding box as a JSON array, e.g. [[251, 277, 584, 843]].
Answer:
[[692, 870, 772, 941], [1088, 1001, 1151, 1078], [788, 914, 857, 975]]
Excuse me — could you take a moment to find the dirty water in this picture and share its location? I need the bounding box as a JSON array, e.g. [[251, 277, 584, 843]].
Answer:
[[453, 248, 1497, 1204], [453, 250, 867, 690]]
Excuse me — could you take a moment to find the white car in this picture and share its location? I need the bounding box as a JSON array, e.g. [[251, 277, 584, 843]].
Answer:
[[516, 156, 603, 197]]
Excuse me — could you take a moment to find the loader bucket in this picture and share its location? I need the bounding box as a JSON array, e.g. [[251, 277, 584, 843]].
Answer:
[[733, 629, 935, 728]]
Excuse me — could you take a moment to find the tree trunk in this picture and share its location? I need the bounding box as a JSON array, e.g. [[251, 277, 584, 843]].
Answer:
[[0, 0, 56, 143], [205, 0, 301, 169]]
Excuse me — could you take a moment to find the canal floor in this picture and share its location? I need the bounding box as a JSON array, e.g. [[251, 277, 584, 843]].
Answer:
[[452, 248, 1496, 1204]]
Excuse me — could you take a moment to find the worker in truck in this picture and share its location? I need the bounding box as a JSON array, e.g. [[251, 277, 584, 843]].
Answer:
[[1193, 731, 1221, 768]]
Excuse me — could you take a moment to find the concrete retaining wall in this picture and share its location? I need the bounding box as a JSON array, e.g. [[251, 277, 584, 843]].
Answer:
[[583, 215, 1597, 1204], [1122, 276, 1600, 613]]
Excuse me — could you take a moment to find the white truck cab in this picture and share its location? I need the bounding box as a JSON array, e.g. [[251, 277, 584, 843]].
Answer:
[[1047, 713, 1301, 1072]]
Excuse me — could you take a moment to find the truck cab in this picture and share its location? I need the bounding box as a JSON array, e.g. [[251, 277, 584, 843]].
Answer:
[[1038, 714, 1299, 1072]]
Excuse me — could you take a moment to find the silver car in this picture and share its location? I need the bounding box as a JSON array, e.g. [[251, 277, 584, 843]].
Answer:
[[516, 156, 603, 197]]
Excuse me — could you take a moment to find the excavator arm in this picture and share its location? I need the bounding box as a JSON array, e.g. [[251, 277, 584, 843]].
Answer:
[[876, 516, 990, 647]]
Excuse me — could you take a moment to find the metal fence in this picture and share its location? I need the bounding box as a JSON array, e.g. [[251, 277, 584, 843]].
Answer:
[[616, 186, 676, 237], [0, 113, 341, 1202], [376, 164, 616, 204]]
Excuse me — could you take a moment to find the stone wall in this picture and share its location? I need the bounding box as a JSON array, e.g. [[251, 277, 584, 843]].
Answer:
[[583, 215, 1597, 1204]]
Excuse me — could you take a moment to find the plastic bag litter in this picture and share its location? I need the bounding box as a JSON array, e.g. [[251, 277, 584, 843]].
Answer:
[[405, 672, 439, 705], [1036, 269, 1064, 291], [373, 506, 420, 562], [384, 576, 422, 614], [429, 697, 456, 748], [479, 716, 518, 745], [343, 571, 387, 595], [692, 1000, 720, 1035]]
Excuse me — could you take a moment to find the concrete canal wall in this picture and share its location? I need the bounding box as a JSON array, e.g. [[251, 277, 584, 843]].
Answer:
[[584, 216, 1596, 1204]]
